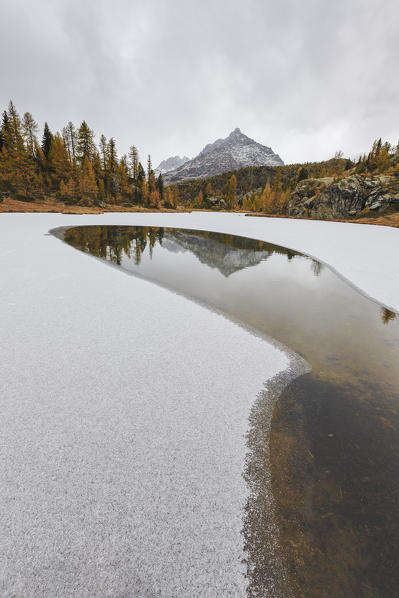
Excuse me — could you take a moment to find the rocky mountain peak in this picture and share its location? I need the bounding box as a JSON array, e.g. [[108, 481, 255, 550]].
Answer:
[[163, 128, 283, 184], [154, 155, 190, 175], [228, 127, 243, 139]]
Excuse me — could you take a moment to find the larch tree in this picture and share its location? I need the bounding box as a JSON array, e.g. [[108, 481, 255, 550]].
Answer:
[[7, 101, 24, 154], [261, 181, 274, 213], [172, 185, 179, 207], [79, 155, 98, 205], [140, 178, 149, 205], [150, 190, 161, 209], [128, 145, 139, 179], [22, 112, 39, 157], [107, 138, 118, 174], [62, 122, 77, 162], [193, 189, 203, 208], [48, 133, 71, 189], [148, 171, 157, 194], [99, 134, 107, 170], [164, 187, 173, 208], [225, 174, 237, 209], [117, 155, 130, 200]]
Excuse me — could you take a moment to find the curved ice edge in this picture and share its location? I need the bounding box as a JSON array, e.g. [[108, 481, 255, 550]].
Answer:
[[243, 357, 310, 597], [71, 217, 399, 317], [50, 225, 310, 595], [49, 225, 310, 373], [50, 220, 399, 314]]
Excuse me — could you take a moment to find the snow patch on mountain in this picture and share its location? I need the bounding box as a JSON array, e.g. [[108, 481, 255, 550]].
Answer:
[[154, 155, 190, 175], [163, 128, 284, 183]]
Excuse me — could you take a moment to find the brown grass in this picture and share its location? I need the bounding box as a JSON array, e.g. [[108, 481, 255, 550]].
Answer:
[[2, 197, 399, 228], [245, 210, 399, 228], [0, 197, 191, 215]]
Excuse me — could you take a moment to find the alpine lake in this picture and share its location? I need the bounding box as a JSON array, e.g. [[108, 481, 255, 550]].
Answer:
[[53, 225, 399, 598]]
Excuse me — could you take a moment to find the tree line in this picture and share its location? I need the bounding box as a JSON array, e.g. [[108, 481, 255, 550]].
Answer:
[[180, 139, 399, 214], [174, 157, 352, 213], [0, 100, 180, 208], [1, 100, 398, 214], [354, 138, 399, 175]]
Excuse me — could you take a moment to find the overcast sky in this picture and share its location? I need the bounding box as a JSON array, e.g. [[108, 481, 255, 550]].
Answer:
[[1, 0, 398, 166]]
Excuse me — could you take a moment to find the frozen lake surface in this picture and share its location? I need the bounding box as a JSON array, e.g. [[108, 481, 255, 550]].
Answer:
[[0, 214, 289, 597], [58, 223, 399, 596], [1, 212, 399, 596]]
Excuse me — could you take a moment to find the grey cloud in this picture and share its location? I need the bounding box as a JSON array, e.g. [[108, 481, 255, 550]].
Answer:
[[1, 0, 398, 166]]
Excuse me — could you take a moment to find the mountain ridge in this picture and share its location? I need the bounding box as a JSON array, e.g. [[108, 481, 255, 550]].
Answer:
[[163, 128, 283, 184], [154, 155, 190, 175]]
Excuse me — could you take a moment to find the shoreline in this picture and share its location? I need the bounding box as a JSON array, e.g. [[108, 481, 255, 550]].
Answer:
[[2, 197, 399, 228]]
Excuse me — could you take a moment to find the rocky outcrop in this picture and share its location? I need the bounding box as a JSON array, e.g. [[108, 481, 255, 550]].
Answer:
[[287, 174, 399, 219], [163, 128, 283, 184]]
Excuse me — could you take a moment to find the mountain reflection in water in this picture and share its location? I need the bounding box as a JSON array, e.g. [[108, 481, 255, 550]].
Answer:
[[62, 225, 302, 275], [57, 225, 399, 598]]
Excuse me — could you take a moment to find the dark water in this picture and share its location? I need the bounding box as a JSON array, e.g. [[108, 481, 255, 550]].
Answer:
[[54, 225, 399, 597]]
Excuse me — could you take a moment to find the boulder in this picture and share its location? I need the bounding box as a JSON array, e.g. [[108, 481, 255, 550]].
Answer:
[[207, 196, 227, 210]]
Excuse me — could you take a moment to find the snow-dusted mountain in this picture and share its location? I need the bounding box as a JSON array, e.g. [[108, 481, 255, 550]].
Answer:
[[154, 155, 190, 175], [163, 128, 283, 183]]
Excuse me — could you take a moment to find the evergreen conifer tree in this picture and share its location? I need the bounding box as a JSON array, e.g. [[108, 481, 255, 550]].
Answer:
[[296, 167, 308, 182], [0, 111, 10, 150], [41, 122, 53, 158], [157, 173, 164, 198], [147, 155, 153, 180], [76, 121, 95, 166], [137, 162, 145, 181]]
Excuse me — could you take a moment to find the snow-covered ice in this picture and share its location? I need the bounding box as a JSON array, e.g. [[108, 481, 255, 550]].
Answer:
[[0, 214, 289, 597], [1, 212, 398, 596]]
